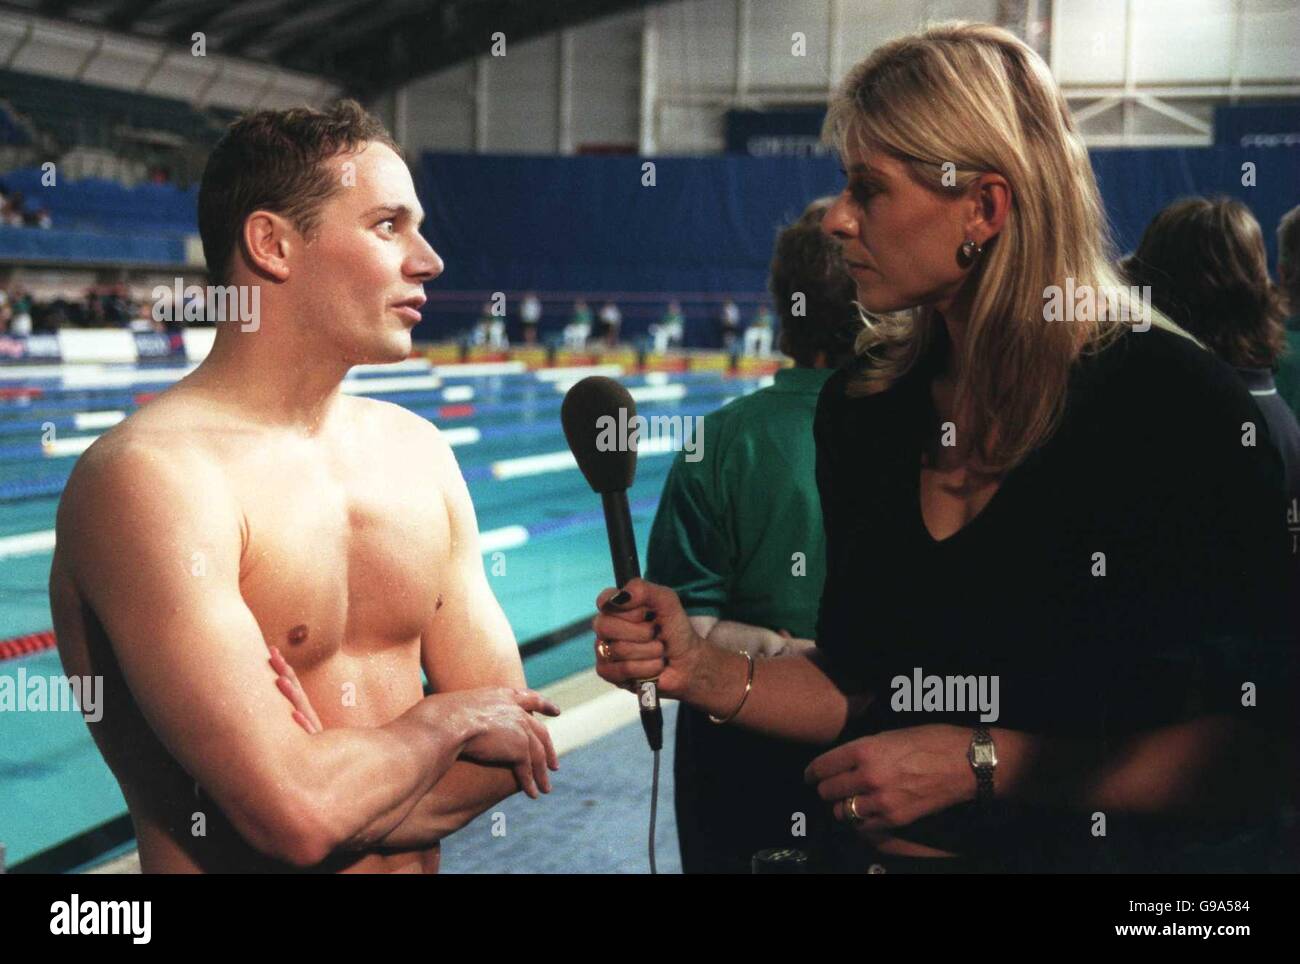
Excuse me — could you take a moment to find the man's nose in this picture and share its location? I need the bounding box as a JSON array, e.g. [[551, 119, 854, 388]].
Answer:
[[822, 195, 858, 240], [409, 236, 444, 283]]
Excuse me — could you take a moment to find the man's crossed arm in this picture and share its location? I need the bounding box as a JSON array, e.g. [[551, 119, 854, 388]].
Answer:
[[55, 439, 556, 868]]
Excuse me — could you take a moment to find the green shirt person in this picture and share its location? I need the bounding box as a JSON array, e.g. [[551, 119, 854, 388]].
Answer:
[[644, 197, 864, 873], [647, 366, 832, 642]]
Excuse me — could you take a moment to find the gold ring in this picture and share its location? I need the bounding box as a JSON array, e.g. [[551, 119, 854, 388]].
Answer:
[[846, 794, 865, 823], [596, 640, 612, 660]]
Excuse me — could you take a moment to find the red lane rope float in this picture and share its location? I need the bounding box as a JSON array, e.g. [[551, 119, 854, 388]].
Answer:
[[437, 404, 475, 419], [0, 630, 57, 662], [0, 387, 44, 401]]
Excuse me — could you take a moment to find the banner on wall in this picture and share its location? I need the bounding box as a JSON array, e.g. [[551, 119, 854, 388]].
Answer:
[[724, 109, 833, 157], [0, 333, 62, 362], [1214, 103, 1300, 148], [133, 331, 186, 359]]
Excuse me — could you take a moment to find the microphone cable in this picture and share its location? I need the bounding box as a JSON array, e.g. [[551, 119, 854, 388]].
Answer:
[[649, 747, 660, 875]]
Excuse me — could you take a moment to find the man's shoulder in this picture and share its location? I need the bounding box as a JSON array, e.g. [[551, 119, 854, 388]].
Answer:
[[66, 404, 214, 500], [59, 395, 235, 546], [347, 395, 450, 459]]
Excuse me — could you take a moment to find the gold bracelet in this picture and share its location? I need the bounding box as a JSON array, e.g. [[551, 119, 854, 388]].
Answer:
[[708, 650, 754, 724]]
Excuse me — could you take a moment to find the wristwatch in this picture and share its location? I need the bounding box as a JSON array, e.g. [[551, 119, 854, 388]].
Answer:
[[967, 725, 997, 806]]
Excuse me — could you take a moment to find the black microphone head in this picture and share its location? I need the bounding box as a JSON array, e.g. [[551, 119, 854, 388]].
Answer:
[[561, 375, 638, 493]]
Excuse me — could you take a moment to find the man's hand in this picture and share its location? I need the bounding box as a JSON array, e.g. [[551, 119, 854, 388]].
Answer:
[[268, 645, 560, 799], [805, 724, 973, 833], [452, 689, 561, 799], [592, 578, 706, 700], [269, 645, 323, 735]]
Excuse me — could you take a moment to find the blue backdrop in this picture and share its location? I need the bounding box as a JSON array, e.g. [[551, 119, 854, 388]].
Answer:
[[415, 146, 1300, 342]]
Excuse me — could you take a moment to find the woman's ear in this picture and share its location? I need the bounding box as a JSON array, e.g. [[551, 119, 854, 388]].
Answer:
[[964, 173, 1012, 246]]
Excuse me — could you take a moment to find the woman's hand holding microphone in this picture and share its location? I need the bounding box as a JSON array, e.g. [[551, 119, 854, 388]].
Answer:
[[592, 578, 753, 722]]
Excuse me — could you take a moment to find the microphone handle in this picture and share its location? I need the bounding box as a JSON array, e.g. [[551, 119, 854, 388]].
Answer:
[[600, 491, 663, 751]]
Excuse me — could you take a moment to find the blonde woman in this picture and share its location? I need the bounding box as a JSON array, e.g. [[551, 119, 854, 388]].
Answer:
[[593, 23, 1295, 872]]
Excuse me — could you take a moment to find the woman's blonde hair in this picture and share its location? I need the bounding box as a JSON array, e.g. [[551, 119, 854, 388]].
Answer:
[[824, 22, 1183, 474]]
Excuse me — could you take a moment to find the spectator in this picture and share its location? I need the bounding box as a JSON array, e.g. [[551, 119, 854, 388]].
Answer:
[[719, 298, 741, 351], [84, 286, 103, 325], [563, 298, 592, 350], [472, 300, 506, 348], [597, 300, 621, 348], [743, 304, 774, 356], [9, 287, 33, 336], [1274, 204, 1300, 417], [645, 197, 863, 873], [519, 291, 542, 345], [1126, 196, 1300, 499], [649, 300, 684, 353]]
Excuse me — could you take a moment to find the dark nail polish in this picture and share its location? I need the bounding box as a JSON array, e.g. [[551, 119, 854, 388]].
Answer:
[[611, 590, 631, 605], [654, 623, 662, 637], [644, 610, 657, 622]]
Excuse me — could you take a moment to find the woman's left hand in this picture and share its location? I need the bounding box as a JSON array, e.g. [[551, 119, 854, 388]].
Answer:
[[805, 724, 975, 832]]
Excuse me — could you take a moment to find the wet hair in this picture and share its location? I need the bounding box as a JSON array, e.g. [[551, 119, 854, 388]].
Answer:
[[198, 99, 402, 283]]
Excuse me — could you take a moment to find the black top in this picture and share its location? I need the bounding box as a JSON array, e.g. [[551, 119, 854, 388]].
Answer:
[[814, 326, 1297, 869], [1236, 367, 1300, 503]]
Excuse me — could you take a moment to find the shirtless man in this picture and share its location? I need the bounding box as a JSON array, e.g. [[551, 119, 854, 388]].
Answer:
[[49, 100, 559, 873]]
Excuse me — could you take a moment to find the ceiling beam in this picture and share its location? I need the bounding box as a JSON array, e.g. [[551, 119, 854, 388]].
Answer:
[[105, 0, 167, 31], [219, 0, 322, 54]]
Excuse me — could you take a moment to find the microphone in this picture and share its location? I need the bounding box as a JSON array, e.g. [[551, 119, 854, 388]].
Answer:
[[561, 375, 662, 751]]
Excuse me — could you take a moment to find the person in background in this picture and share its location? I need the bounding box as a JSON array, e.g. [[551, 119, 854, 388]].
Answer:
[[520, 291, 542, 346], [0, 287, 11, 333], [743, 303, 774, 356], [719, 298, 741, 351], [1273, 205, 1300, 418], [644, 197, 864, 873], [2, 190, 26, 227], [649, 300, 684, 353], [107, 282, 133, 326], [84, 285, 105, 326], [472, 300, 506, 348], [563, 298, 592, 349], [1125, 196, 1300, 501], [597, 300, 622, 348], [11, 288, 33, 335]]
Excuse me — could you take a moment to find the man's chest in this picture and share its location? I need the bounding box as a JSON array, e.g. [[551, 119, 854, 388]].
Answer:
[[231, 445, 451, 664]]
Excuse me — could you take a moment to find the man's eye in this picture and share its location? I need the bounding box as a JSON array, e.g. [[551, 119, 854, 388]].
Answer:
[[378, 219, 397, 233]]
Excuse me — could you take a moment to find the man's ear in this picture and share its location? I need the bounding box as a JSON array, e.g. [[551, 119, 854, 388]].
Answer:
[[240, 211, 294, 282], [963, 173, 1012, 246]]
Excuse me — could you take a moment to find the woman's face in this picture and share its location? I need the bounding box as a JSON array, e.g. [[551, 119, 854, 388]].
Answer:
[[822, 146, 976, 315]]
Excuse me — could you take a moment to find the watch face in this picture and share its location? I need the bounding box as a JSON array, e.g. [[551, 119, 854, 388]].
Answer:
[[972, 744, 996, 767]]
